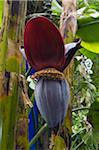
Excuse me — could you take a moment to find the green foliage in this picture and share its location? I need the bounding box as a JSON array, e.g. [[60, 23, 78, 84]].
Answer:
[[51, 0, 62, 16], [92, 55, 99, 89], [77, 8, 99, 53], [80, 48, 97, 60], [77, 0, 99, 11], [51, 0, 62, 26], [81, 130, 98, 150], [88, 98, 99, 131], [77, 21, 99, 53], [72, 51, 99, 150]]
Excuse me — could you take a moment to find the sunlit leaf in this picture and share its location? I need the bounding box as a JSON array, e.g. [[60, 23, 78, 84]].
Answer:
[[81, 41, 99, 54], [80, 48, 97, 59], [77, 19, 99, 53]]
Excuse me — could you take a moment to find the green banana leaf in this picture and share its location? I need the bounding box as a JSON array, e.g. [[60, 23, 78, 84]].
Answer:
[[80, 48, 97, 59], [87, 98, 99, 132], [77, 16, 99, 54]]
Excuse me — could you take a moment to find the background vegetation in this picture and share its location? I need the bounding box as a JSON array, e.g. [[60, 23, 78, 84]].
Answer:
[[25, 0, 99, 149]]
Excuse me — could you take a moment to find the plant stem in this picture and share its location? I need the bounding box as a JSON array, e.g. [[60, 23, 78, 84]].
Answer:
[[75, 140, 84, 150], [71, 137, 78, 149], [72, 107, 99, 112], [29, 123, 48, 148]]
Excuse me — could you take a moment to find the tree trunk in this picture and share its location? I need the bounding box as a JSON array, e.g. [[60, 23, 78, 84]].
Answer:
[[52, 0, 77, 149], [0, 0, 27, 150], [61, 0, 77, 148]]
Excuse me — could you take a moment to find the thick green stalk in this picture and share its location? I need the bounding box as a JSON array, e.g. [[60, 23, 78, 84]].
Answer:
[[0, 0, 27, 149], [0, 73, 18, 150]]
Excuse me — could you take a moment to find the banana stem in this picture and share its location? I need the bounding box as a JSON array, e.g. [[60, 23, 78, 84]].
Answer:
[[72, 107, 99, 112], [29, 123, 48, 148]]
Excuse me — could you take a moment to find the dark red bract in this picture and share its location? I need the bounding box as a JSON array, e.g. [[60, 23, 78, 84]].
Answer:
[[24, 16, 65, 71]]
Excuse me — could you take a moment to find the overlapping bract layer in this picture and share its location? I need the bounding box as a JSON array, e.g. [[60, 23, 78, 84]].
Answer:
[[35, 78, 70, 128]]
